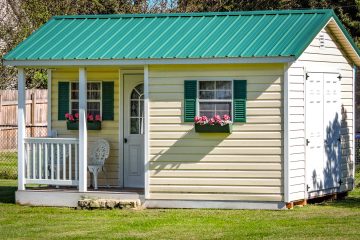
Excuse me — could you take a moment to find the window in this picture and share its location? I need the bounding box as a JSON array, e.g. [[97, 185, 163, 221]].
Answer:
[[198, 81, 232, 118], [130, 84, 144, 134], [70, 82, 101, 116]]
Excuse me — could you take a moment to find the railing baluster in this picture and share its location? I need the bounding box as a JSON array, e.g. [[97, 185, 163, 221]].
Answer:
[[63, 144, 66, 180], [45, 143, 48, 180], [57, 143, 60, 180], [26, 143, 30, 179], [75, 143, 78, 181], [51, 143, 54, 180], [32, 143, 36, 179], [39, 143, 42, 179], [69, 144, 72, 180]]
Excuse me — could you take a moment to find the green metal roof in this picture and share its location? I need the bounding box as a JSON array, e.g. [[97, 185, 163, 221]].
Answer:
[[3, 9, 360, 61]]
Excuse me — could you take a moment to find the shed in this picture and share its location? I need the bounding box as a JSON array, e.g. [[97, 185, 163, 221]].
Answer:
[[3, 9, 360, 209]]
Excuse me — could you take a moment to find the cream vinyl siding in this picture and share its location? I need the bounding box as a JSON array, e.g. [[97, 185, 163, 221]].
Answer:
[[288, 27, 355, 201], [51, 68, 119, 186], [148, 64, 284, 202]]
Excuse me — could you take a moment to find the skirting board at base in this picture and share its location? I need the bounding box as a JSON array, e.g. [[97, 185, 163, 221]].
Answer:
[[144, 200, 286, 210], [16, 190, 144, 207]]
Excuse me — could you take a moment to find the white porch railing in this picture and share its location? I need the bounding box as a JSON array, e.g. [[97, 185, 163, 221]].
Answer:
[[24, 137, 79, 186]]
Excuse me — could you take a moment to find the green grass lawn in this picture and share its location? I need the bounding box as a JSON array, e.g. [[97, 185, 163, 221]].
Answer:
[[0, 172, 359, 239]]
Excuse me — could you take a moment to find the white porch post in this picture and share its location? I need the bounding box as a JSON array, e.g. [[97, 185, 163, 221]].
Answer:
[[144, 65, 150, 198], [47, 69, 52, 135], [79, 68, 88, 192], [17, 68, 26, 190]]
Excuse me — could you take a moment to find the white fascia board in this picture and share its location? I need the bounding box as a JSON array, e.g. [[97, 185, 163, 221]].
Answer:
[[3, 56, 296, 67], [326, 18, 360, 64]]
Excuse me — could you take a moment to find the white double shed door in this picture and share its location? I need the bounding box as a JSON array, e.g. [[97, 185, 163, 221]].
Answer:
[[305, 72, 342, 193]]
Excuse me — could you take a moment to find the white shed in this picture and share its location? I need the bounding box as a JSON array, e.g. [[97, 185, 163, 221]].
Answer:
[[3, 9, 359, 209]]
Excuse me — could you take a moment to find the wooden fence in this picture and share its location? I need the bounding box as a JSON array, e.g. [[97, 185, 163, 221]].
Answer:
[[0, 89, 48, 150]]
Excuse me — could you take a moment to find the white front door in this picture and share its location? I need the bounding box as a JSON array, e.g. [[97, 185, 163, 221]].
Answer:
[[123, 74, 144, 188], [305, 72, 341, 193]]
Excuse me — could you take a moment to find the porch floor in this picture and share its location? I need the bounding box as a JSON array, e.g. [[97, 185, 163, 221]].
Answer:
[[17, 186, 145, 207]]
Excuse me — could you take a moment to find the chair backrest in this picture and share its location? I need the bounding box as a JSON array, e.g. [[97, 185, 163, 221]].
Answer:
[[88, 139, 110, 166]]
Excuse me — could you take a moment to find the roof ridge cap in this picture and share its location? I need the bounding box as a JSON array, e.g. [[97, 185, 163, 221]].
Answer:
[[53, 9, 333, 19]]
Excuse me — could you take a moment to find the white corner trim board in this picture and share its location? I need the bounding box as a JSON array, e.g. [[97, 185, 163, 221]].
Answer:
[[352, 65, 356, 188], [283, 62, 290, 203], [4, 56, 296, 67]]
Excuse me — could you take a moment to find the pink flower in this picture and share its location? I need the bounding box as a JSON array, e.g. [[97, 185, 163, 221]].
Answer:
[[223, 114, 231, 121], [194, 116, 202, 124], [88, 114, 94, 121], [95, 115, 101, 121], [75, 113, 79, 119], [214, 115, 221, 121], [65, 113, 70, 119], [214, 115, 222, 124], [68, 115, 74, 121], [208, 117, 215, 125], [201, 116, 208, 122]]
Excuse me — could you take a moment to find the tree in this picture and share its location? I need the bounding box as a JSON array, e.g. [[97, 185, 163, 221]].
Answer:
[[1, 0, 360, 89]]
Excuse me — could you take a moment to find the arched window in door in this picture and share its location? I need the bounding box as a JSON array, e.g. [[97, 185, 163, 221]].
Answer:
[[130, 83, 144, 134]]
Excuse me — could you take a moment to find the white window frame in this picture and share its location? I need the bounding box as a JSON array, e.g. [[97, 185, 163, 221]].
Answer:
[[129, 83, 145, 135], [69, 81, 102, 116], [197, 80, 234, 118]]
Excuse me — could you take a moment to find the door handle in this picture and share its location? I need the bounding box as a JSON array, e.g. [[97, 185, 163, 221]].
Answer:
[[124, 138, 128, 143]]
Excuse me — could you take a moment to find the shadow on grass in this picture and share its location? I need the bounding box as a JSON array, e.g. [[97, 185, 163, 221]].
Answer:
[[0, 179, 17, 204], [0, 185, 16, 203]]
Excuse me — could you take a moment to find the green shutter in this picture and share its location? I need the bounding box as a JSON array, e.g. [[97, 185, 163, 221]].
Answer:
[[233, 80, 247, 122], [184, 80, 197, 122], [102, 82, 114, 120], [58, 82, 69, 120]]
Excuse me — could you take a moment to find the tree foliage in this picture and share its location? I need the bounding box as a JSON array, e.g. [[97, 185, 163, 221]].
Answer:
[[1, 0, 360, 89]]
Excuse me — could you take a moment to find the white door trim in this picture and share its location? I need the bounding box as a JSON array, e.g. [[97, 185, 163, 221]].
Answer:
[[120, 71, 145, 188], [144, 65, 150, 198], [118, 70, 144, 187], [118, 69, 124, 187], [304, 70, 341, 195]]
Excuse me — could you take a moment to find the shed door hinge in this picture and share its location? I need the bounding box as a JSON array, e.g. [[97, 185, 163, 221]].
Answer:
[[306, 139, 310, 146], [337, 74, 342, 81], [339, 179, 343, 186], [306, 73, 309, 80], [307, 184, 310, 191]]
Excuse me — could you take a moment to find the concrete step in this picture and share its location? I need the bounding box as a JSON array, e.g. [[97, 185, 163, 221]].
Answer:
[[77, 198, 141, 209]]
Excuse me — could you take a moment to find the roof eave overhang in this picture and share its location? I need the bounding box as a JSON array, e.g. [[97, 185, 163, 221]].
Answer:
[[326, 17, 360, 67], [3, 56, 296, 68]]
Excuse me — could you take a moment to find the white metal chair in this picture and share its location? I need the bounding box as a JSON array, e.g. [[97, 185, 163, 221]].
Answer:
[[88, 139, 110, 190]]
